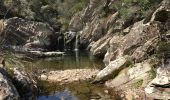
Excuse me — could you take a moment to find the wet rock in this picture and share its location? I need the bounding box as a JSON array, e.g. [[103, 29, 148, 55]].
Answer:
[[27, 51, 64, 58], [0, 67, 20, 100], [13, 68, 37, 100], [93, 55, 131, 82]]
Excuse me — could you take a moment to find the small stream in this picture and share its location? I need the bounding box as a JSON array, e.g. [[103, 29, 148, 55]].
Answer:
[[21, 51, 119, 100]]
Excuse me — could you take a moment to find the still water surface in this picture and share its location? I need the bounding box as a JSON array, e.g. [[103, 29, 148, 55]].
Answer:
[[22, 51, 118, 100], [24, 51, 104, 71]]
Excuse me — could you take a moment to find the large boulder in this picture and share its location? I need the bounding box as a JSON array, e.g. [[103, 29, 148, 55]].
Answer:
[[93, 55, 132, 82], [0, 17, 55, 50]]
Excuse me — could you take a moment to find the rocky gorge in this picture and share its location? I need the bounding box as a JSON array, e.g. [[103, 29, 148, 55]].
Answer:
[[0, 0, 170, 100]]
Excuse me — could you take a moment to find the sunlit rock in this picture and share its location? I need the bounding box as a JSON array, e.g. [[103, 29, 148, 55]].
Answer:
[[93, 55, 131, 82]]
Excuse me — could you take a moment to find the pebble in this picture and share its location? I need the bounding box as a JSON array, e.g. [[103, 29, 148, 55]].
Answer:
[[104, 90, 109, 94], [40, 74, 48, 80]]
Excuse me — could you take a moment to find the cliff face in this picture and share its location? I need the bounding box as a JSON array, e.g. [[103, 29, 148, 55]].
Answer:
[[69, 0, 170, 63], [69, 0, 170, 99]]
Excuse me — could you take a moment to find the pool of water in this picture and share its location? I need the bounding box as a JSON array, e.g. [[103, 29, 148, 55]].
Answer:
[[19, 51, 119, 100], [23, 51, 105, 71]]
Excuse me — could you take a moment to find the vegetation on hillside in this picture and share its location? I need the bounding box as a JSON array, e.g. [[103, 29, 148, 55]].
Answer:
[[110, 0, 162, 19]]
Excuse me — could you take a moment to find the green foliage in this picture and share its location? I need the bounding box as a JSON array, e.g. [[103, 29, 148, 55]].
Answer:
[[58, 0, 89, 31], [156, 40, 170, 59], [111, 0, 162, 19], [129, 63, 134, 68], [67, 2, 85, 18], [148, 67, 156, 79], [59, 17, 70, 31], [3, 52, 24, 68], [132, 79, 143, 88]]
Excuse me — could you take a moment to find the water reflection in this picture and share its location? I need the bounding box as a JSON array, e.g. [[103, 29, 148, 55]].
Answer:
[[75, 50, 80, 68], [37, 81, 115, 100], [37, 89, 78, 100], [23, 51, 104, 71]]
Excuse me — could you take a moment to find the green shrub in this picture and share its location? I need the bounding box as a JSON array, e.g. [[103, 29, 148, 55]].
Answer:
[[133, 79, 143, 88], [148, 65, 157, 80]]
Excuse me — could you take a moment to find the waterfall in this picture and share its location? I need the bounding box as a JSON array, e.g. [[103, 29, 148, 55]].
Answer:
[[74, 34, 79, 51]]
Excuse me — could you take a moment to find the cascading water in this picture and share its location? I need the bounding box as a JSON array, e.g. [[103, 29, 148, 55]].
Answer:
[[74, 34, 79, 67], [74, 34, 79, 51], [74, 35, 79, 51]]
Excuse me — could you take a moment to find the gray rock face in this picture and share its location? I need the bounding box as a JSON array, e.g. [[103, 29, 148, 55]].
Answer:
[[0, 17, 55, 50], [90, 35, 112, 57], [0, 67, 20, 100], [102, 19, 161, 64], [103, 35, 123, 66]]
